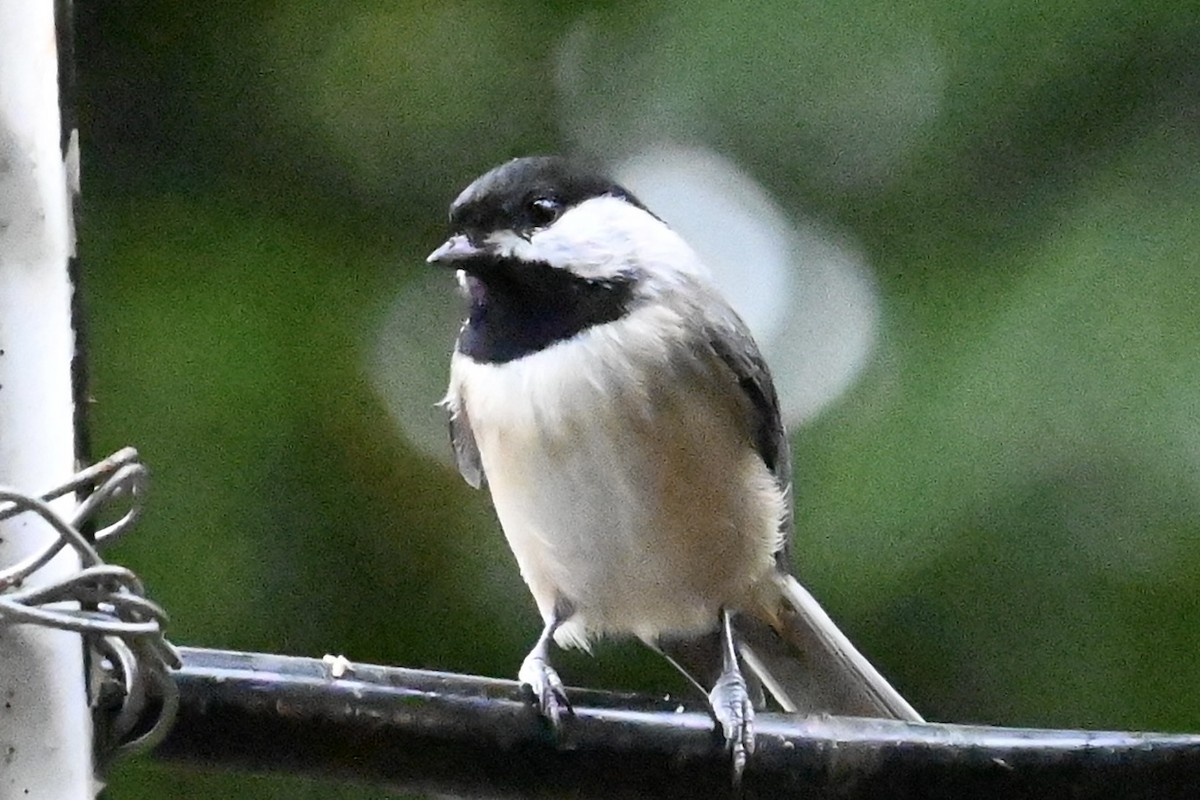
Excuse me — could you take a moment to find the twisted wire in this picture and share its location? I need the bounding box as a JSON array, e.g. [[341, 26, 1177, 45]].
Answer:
[[0, 448, 179, 762]]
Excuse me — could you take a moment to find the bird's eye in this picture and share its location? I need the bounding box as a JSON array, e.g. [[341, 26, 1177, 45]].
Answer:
[[527, 197, 561, 227]]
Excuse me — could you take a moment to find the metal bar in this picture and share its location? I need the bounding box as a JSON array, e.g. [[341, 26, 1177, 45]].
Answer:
[[153, 647, 1200, 799]]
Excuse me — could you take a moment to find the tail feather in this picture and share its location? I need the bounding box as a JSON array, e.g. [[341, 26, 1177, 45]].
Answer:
[[739, 572, 922, 721]]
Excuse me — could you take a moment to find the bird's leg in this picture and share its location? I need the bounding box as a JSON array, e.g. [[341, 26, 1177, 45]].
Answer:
[[708, 608, 755, 784], [518, 613, 571, 729]]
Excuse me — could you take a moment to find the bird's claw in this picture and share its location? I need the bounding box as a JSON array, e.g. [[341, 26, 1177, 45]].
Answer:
[[709, 670, 756, 784], [519, 653, 572, 729]]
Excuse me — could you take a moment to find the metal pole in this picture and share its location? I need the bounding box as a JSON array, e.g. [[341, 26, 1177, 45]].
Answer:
[[154, 647, 1200, 800], [0, 0, 92, 796]]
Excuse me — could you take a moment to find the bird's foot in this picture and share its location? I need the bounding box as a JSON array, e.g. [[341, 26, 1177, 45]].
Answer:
[[709, 668, 756, 784], [519, 652, 572, 729]]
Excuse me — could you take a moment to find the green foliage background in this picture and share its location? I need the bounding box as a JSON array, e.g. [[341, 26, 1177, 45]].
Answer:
[[76, 2, 1200, 797]]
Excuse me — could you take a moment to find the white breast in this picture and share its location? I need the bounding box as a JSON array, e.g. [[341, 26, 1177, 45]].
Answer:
[[449, 304, 787, 649]]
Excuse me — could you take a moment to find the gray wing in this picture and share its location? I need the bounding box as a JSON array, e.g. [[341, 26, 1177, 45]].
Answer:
[[701, 307, 924, 720], [707, 320, 794, 569], [448, 403, 486, 490]]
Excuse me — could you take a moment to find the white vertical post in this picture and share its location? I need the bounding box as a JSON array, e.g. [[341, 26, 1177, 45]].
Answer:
[[0, 0, 94, 797]]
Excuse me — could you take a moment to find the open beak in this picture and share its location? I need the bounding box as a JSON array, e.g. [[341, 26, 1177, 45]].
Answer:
[[426, 234, 487, 265]]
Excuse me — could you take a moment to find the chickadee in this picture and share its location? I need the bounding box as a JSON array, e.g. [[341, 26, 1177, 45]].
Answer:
[[428, 156, 921, 779]]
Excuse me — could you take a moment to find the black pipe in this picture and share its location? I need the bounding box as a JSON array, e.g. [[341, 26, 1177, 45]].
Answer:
[[151, 646, 1200, 799]]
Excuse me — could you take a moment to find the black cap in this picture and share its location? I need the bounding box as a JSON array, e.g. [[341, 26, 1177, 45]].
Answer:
[[446, 156, 646, 240]]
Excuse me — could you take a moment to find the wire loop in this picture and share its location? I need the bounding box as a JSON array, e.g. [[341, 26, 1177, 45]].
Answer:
[[0, 448, 178, 764]]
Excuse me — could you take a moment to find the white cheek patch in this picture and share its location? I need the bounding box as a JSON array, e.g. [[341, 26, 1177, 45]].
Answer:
[[487, 196, 709, 284], [483, 229, 529, 260]]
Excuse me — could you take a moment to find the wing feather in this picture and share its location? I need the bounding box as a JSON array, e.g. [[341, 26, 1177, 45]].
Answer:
[[447, 399, 486, 490], [707, 320, 794, 567]]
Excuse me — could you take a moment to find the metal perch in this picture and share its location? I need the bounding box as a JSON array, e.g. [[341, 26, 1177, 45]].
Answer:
[[155, 646, 1200, 799]]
